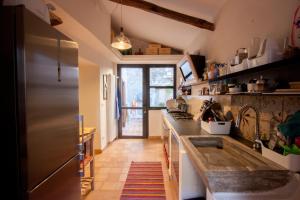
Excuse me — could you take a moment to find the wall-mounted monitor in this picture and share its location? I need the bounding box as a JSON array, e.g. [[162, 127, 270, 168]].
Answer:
[[180, 61, 195, 81], [177, 54, 206, 84]]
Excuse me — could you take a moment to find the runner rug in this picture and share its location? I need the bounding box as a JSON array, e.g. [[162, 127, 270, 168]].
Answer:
[[120, 162, 166, 200]]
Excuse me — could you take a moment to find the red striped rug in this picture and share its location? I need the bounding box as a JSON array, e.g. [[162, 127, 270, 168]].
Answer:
[[120, 162, 166, 200]]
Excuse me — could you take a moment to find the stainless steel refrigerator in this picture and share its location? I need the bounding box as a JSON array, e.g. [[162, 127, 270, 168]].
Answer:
[[2, 5, 81, 200]]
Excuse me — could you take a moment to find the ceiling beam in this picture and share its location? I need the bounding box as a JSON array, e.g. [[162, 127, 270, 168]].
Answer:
[[108, 0, 215, 31]]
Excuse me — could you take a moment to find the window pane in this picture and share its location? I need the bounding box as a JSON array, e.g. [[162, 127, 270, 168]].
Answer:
[[122, 109, 143, 136], [150, 68, 174, 86], [150, 88, 174, 107], [121, 68, 143, 107]]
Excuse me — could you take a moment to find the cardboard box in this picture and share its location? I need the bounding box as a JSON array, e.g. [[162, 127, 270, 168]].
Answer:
[[159, 48, 171, 55], [148, 43, 161, 48], [145, 47, 158, 55]]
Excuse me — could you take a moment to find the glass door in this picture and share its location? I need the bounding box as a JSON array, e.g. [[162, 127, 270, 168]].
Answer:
[[118, 66, 147, 138]]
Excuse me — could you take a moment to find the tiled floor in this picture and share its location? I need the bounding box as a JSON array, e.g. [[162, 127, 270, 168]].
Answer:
[[83, 139, 176, 200]]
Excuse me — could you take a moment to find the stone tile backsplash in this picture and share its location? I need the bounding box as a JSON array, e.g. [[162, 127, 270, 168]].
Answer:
[[186, 95, 300, 142], [283, 96, 300, 120]]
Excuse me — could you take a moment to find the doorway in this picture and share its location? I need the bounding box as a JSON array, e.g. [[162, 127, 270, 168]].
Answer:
[[118, 64, 176, 139]]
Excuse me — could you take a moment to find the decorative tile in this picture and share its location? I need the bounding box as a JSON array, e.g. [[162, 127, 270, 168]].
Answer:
[[283, 96, 300, 121], [242, 95, 262, 110], [239, 111, 257, 141], [259, 119, 281, 141], [85, 139, 175, 200], [230, 95, 243, 121], [260, 96, 283, 122]]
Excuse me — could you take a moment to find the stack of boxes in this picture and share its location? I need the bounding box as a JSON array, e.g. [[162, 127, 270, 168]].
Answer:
[[145, 43, 171, 55]]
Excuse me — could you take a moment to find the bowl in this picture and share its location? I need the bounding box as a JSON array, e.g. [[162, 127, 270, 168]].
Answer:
[[247, 83, 256, 92], [229, 87, 241, 93]]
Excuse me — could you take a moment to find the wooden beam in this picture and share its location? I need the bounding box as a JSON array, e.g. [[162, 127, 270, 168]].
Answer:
[[108, 0, 215, 31]]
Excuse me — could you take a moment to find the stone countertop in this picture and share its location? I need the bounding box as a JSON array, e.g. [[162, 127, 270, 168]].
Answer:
[[181, 135, 293, 193], [161, 110, 294, 194]]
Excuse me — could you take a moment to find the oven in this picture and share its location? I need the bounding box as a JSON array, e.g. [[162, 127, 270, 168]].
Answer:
[[162, 119, 170, 168], [171, 130, 179, 196]]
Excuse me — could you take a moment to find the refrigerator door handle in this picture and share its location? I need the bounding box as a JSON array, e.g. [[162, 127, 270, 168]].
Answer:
[[77, 143, 84, 151], [78, 153, 84, 161], [57, 38, 61, 82], [57, 63, 61, 82]]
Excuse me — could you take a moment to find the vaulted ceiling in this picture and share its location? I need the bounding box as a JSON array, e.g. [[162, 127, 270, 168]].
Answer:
[[102, 0, 227, 51]]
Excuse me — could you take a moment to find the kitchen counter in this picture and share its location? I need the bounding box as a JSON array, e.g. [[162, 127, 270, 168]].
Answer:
[[181, 135, 293, 193], [161, 110, 298, 197], [162, 110, 204, 136]]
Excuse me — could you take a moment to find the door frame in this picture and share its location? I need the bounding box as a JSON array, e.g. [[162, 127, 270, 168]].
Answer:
[[117, 65, 148, 139], [117, 64, 176, 139]]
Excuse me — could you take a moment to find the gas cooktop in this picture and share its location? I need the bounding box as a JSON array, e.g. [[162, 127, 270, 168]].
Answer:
[[169, 112, 193, 120]]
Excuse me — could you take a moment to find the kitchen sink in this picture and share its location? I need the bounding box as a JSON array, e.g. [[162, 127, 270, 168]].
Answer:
[[187, 136, 285, 171], [189, 137, 223, 149], [182, 135, 291, 193]]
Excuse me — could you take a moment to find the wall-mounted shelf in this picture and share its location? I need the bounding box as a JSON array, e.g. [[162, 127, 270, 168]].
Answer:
[[183, 80, 209, 88], [208, 57, 300, 83], [112, 48, 184, 64], [189, 80, 209, 86], [184, 92, 300, 98]]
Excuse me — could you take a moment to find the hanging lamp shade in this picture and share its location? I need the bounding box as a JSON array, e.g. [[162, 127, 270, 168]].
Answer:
[[111, 27, 132, 50]]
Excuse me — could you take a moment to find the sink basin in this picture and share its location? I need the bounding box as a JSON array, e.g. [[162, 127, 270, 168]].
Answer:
[[189, 137, 223, 149], [182, 136, 291, 193], [188, 136, 285, 171]]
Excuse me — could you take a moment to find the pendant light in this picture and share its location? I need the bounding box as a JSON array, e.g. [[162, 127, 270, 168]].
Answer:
[[111, 0, 132, 50]]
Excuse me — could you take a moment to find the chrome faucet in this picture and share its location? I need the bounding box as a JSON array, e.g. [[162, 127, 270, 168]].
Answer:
[[235, 104, 261, 149]]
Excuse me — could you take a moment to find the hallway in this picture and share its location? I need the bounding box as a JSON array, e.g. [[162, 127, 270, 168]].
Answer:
[[84, 139, 176, 200]]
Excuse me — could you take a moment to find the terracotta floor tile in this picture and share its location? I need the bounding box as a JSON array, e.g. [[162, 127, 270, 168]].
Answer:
[[100, 181, 124, 190], [82, 139, 176, 200]]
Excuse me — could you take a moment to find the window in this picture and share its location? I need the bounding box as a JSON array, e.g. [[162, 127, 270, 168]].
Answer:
[[149, 66, 176, 108]]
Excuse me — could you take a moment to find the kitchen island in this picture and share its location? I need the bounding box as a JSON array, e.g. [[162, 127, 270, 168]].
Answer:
[[161, 110, 300, 200]]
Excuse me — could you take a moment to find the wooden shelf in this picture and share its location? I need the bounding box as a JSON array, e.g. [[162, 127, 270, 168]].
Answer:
[[208, 57, 300, 82], [189, 80, 209, 86], [80, 133, 94, 143], [79, 126, 95, 196], [80, 128, 96, 143], [185, 93, 300, 98], [81, 177, 94, 196], [112, 48, 184, 64], [80, 156, 94, 169]]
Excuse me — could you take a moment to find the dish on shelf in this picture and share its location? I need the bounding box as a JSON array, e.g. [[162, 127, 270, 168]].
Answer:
[[209, 57, 299, 82], [228, 87, 242, 93]]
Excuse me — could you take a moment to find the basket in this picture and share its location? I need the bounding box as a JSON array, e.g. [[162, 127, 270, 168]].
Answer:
[[201, 120, 231, 135]]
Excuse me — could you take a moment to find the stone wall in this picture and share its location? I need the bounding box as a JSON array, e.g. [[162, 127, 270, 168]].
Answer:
[[185, 95, 300, 142]]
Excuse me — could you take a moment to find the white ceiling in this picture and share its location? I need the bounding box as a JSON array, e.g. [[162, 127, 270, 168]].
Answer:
[[102, 0, 227, 51]]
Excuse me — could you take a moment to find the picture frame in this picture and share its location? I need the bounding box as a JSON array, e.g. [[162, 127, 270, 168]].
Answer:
[[103, 74, 108, 100]]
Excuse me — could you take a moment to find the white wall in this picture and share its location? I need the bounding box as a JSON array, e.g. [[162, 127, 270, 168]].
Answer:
[[184, 0, 299, 61], [52, 0, 111, 47], [204, 0, 300, 62], [149, 110, 163, 137], [46, 0, 117, 150], [79, 59, 101, 149]]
